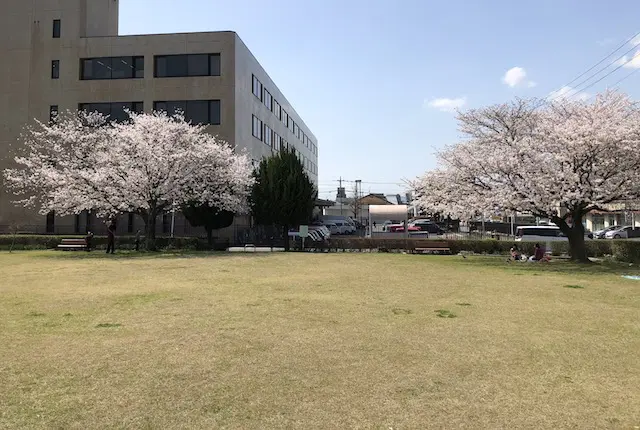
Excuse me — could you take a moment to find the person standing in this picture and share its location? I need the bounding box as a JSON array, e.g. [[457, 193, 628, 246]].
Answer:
[[85, 231, 94, 252], [134, 229, 141, 251], [106, 221, 116, 254]]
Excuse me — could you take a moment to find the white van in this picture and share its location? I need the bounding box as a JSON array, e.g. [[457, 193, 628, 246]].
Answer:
[[515, 225, 592, 242]]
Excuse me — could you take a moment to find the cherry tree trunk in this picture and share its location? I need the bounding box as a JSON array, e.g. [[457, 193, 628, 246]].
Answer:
[[144, 209, 158, 251], [567, 230, 590, 263]]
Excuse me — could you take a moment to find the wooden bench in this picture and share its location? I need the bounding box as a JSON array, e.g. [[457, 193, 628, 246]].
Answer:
[[57, 238, 88, 251], [412, 241, 451, 255]]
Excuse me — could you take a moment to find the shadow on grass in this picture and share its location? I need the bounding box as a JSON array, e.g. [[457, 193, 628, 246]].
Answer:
[[24, 250, 276, 262], [451, 255, 640, 276]]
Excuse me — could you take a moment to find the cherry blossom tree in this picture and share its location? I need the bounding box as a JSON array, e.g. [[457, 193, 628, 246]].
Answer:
[[4, 111, 254, 250], [414, 91, 640, 262]]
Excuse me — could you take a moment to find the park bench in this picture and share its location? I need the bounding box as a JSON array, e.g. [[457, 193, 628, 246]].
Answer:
[[57, 238, 88, 251], [412, 241, 451, 255]]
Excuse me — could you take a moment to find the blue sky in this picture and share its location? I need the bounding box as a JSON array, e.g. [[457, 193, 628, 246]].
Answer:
[[120, 0, 640, 199]]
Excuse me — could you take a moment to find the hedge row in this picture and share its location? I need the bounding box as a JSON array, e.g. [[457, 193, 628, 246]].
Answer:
[[0, 235, 229, 251], [4, 234, 640, 263], [315, 238, 640, 263]]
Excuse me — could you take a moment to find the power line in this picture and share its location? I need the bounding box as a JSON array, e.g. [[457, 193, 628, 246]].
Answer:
[[566, 54, 640, 98], [551, 30, 640, 95], [610, 67, 640, 88], [549, 42, 640, 101]]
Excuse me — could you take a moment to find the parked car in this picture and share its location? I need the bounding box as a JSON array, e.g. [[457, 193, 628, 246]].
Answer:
[[333, 220, 353, 235], [323, 222, 339, 235], [411, 221, 445, 234], [604, 225, 640, 239], [593, 225, 621, 239], [515, 225, 593, 242]]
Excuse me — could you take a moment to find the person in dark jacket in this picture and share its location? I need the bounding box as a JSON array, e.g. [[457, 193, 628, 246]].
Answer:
[[106, 222, 116, 254], [85, 231, 94, 252]]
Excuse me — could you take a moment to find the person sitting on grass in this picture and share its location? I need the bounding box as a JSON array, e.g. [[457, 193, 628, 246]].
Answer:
[[529, 243, 550, 262], [510, 244, 522, 261]]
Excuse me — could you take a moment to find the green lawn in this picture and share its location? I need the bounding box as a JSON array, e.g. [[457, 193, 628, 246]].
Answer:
[[0, 251, 639, 429]]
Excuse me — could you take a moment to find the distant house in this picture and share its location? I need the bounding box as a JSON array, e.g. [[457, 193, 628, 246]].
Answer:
[[585, 201, 640, 231]]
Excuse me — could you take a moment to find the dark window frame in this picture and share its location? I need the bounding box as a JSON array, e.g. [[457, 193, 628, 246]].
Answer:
[[51, 60, 60, 79], [273, 99, 281, 120], [252, 115, 263, 140], [81, 56, 145, 80], [264, 89, 273, 111], [252, 75, 262, 100], [46, 211, 55, 234], [78, 102, 144, 122], [53, 20, 61, 38], [154, 53, 221, 78], [264, 124, 273, 147], [152, 100, 221, 125], [49, 105, 59, 124]]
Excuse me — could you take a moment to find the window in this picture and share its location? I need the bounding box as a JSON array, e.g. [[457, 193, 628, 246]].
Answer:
[[252, 75, 262, 100], [127, 213, 135, 234], [282, 109, 288, 127], [46, 211, 55, 234], [264, 124, 272, 147], [53, 20, 61, 38], [301, 131, 306, 146], [264, 90, 273, 111], [162, 214, 171, 234], [274, 133, 281, 151], [252, 115, 263, 140], [154, 53, 220, 77], [49, 105, 58, 123], [273, 99, 281, 120], [79, 102, 144, 122], [81, 56, 144, 80], [281, 138, 288, 150], [51, 60, 59, 79], [153, 100, 221, 125], [293, 123, 299, 138], [288, 118, 294, 133]]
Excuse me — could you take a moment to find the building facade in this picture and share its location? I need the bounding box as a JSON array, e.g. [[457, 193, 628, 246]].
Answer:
[[0, 0, 318, 236]]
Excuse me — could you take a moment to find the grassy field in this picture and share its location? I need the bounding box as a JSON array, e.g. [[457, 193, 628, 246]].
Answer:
[[0, 251, 639, 429]]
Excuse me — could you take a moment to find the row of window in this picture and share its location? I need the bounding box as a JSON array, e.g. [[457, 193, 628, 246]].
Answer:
[[50, 101, 221, 125], [81, 56, 145, 80], [252, 75, 318, 157], [252, 115, 317, 175], [76, 54, 221, 80], [153, 100, 221, 125]]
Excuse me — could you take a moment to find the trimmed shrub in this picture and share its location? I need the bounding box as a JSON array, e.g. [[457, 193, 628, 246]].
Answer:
[[0, 235, 227, 251], [610, 241, 640, 263]]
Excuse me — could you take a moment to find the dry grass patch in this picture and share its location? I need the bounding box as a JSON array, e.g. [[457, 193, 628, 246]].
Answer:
[[0, 251, 639, 429]]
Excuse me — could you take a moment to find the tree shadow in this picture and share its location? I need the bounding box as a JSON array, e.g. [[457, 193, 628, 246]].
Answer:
[[31, 250, 277, 261]]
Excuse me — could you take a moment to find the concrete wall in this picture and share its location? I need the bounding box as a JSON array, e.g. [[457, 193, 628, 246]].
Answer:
[[234, 34, 318, 183]]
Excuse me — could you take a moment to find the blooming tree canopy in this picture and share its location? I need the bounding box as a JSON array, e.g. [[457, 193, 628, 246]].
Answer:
[[413, 91, 640, 262], [4, 111, 254, 249]]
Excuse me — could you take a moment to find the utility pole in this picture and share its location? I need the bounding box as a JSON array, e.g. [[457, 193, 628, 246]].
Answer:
[[339, 176, 343, 215], [355, 179, 362, 223]]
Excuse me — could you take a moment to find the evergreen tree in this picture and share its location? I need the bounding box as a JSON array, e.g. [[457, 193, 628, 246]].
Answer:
[[182, 203, 234, 248], [251, 148, 317, 251]]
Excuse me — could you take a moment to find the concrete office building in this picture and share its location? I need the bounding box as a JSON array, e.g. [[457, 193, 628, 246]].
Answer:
[[0, 0, 318, 236]]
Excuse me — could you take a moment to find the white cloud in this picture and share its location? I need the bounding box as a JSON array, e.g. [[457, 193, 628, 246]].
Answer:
[[597, 38, 615, 47], [503, 67, 526, 87], [615, 51, 640, 69], [426, 97, 467, 112], [502, 67, 536, 88], [548, 86, 590, 102]]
